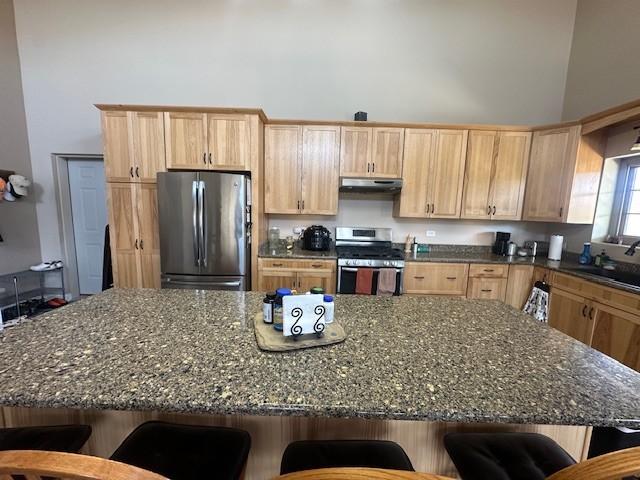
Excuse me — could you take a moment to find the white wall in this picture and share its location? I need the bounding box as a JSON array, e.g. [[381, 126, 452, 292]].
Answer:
[[0, 0, 40, 274], [11, 0, 579, 261], [562, 0, 640, 120]]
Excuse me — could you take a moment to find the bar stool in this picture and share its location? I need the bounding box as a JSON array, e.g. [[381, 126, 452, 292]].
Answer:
[[110, 421, 251, 480], [0, 424, 91, 453], [443, 432, 575, 480], [280, 439, 414, 475]]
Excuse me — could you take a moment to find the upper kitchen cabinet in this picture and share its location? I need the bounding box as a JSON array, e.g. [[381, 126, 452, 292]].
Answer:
[[461, 130, 531, 220], [523, 125, 604, 223], [102, 110, 166, 183], [340, 126, 403, 178], [265, 124, 340, 215], [164, 112, 251, 171], [394, 128, 467, 218]]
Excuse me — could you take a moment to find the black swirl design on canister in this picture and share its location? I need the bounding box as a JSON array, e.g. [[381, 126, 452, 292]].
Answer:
[[314, 305, 326, 333], [290, 307, 303, 336]]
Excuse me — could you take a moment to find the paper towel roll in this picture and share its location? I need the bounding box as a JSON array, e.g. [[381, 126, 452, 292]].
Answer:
[[548, 234, 564, 261]]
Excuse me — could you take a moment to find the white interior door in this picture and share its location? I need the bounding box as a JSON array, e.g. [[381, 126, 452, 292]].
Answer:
[[68, 160, 107, 294]]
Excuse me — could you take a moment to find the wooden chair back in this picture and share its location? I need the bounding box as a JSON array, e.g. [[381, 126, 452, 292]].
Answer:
[[273, 467, 454, 479], [547, 446, 640, 480], [0, 450, 168, 480]]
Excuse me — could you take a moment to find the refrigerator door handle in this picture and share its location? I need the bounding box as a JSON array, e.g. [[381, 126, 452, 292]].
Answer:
[[199, 180, 207, 268], [192, 180, 200, 267]]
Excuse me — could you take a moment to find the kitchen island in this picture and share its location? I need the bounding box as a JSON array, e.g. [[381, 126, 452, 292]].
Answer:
[[1, 289, 639, 477]]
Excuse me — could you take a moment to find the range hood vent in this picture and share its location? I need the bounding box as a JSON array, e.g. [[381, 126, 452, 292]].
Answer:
[[339, 178, 402, 193]]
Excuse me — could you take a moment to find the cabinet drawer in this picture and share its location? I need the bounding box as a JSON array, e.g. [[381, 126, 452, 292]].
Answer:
[[259, 258, 298, 270], [469, 264, 508, 278], [404, 263, 469, 295], [467, 277, 507, 301], [295, 259, 336, 271]]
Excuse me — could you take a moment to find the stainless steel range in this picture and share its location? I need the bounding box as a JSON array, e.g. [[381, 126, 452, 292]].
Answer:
[[335, 227, 405, 295]]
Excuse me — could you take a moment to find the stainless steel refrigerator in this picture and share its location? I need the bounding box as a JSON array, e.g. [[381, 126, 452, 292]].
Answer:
[[157, 171, 251, 291]]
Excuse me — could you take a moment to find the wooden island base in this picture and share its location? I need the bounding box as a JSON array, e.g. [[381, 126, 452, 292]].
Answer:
[[0, 407, 591, 479]]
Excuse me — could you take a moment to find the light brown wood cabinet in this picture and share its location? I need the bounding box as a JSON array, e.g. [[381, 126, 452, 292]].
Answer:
[[257, 259, 336, 293], [403, 262, 468, 295], [466, 263, 508, 301], [591, 302, 640, 371], [164, 112, 251, 171], [102, 111, 166, 183], [394, 129, 468, 218], [340, 127, 403, 178], [461, 130, 531, 220], [504, 265, 534, 309], [264, 125, 340, 215], [549, 288, 595, 345], [106, 182, 160, 289], [523, 126, 604, 223]]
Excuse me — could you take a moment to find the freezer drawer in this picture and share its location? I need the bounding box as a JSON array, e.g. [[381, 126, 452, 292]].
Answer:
[[161, 274, 247, 291]]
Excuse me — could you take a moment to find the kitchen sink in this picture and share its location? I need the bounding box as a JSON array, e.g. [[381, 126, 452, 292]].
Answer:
[[564, 266, 640, 288]]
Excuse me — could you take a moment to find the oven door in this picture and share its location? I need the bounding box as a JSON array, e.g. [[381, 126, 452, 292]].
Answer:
[[337, 266, 403, 295]]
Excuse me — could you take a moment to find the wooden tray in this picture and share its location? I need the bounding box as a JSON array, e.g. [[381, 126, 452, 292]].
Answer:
[[253, 312, 346, 352]]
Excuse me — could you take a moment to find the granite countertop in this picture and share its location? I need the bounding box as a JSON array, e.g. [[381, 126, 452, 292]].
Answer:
[[259, 240, 337, 259], [1, 289, 639, 427]]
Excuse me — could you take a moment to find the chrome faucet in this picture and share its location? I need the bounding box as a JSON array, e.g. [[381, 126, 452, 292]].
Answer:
[[625, 240, 640, 256]]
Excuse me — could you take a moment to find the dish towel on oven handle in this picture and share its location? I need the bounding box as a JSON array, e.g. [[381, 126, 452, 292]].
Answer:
[[377, 268, 396, 296], [355, 268, 374, 295], [523, 281, 550, 322]]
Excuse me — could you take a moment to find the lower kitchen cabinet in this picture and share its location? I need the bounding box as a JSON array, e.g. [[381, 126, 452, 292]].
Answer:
[[548, 288, 595, 345], [257, 258, 336, 293], [403, 263, 468, 296], [590, 302, 640, 371], [107, 182, 161, 289], [504, 265, 534, 309], [467, 277, 507, 301]]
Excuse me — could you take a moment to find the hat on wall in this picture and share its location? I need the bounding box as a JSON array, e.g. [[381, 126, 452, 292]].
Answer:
[[8, 175, 30, 197]]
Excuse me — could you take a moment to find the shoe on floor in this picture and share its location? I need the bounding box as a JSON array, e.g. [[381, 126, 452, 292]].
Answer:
[[30, 261, 63, 272]]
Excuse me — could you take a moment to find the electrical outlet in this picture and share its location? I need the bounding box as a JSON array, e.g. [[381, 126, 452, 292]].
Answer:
[[426, 230, 436, 237]]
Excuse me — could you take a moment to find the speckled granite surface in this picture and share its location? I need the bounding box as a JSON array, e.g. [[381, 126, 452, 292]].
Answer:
[[259, 240, 336, 259], [1, 289, 639, 427]]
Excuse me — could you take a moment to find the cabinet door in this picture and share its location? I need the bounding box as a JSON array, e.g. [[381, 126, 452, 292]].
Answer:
[[461, 130, 495, 219], [106, 183, 139, 287], [131, 111, 165, 183], [591, 303, 640, 371], [467, 277, 507, 301], [549, 289, 594, 344], [136, 184, 161, 288], [489, 131, 531, 220], [371, 128, 404, 178], [297, 271, 336, 294], [403, 263, 468, 295], [523, 126, 579, 222], [300, 126, 340, 215], [340, 127, 371, 177], [394, 129, 435, 218], [505, 265, 534, 310], [429, 129, 468, 218], [102, 111, 133, 182], [207, 115, 250, 170], [264, 125, 302, 214], [164, 112, 207, 169], [258, 270, 297, 292]]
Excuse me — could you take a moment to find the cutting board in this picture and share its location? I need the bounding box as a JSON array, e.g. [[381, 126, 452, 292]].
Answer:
[[253, 312, 346, 352]]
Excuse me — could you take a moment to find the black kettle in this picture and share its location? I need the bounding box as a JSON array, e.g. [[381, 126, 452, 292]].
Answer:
[[302, 225, 332, 251]]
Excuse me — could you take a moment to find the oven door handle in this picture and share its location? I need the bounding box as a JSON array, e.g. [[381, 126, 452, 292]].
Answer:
[[340, 267, 403, 273]]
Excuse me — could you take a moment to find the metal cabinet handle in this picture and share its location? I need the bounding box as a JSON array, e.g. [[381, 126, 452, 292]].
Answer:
[[208, 153, 212, 164], [481, 289, 493, 292], [203, 152, 207, 164], [588, 307, 594, 320], [311, 263, 322, 268], [487, 205, 491, 215], [297, 200, 300, 210], [431, 203, 435, 213], [130, 167, 134, 178], [483, 269, 494, 272], [446, 276, 457, 280], [139, 239, 144, 250], [302, 200, 305, 210], [414, 276, 425, 279], [135, 239, 138, 250], [426, 204, 431, 214], [559, 207, 563, 218], [367, 163, 370, 173], [372, 162, 375, 173], [135, 166, 139, 178], [272, 263, 283, 267], [582, 305, 587, 317], [493, 206, 496, 215]]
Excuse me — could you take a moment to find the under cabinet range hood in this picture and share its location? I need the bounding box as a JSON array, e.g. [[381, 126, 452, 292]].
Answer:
[[339, 178, 403, 193]]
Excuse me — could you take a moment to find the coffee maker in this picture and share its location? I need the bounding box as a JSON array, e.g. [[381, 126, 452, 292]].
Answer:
[[492, 232, 511, 256]]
